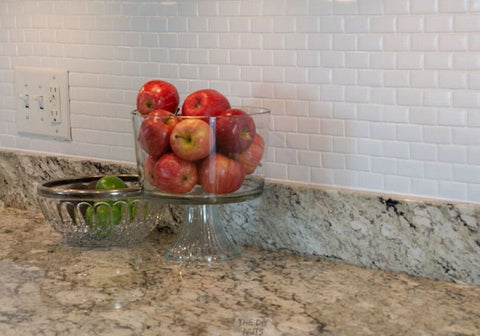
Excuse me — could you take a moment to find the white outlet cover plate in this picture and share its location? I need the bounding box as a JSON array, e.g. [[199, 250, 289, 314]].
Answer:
[[14, 66, 71, 141]]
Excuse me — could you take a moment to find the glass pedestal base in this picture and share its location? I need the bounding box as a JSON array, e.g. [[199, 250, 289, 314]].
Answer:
[[164, 204, 241, 262]]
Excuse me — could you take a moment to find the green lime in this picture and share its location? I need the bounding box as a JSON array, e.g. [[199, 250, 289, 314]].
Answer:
[[95, 175, 127, 190], [82, 176, 138, 238]]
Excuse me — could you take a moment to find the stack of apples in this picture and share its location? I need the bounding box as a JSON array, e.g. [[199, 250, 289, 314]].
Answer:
[[136, 80, 265, 194]]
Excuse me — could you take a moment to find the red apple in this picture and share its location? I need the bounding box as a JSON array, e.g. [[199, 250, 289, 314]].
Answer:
[[181, 89, 231, 117], [169, 118, 215, 161], [137, 109, 179, 158], [199, 153, 245, 194], [143, 155, 158, 187], [136, 80, 180, 115], [215, 108, 256, 153], [153, 153, 198, 194], [233, 134, 265, 174]]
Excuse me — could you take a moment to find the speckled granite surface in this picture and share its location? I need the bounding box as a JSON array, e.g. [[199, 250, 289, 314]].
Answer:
[[1, 207, 479, 336], [1, 149, 479, 286]]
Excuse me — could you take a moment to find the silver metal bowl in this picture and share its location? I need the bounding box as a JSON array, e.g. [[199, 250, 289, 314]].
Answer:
[[37, 175, 164, 247]]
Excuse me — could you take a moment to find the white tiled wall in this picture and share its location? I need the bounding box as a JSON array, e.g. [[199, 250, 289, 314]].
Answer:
[[1, 0, 480, 203]]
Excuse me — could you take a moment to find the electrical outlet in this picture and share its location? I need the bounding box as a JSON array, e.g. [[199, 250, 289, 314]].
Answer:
[[14, 67, 71, 140]]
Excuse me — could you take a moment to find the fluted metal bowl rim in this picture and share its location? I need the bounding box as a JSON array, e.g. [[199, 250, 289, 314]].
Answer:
[[37, 174, 142, 200]]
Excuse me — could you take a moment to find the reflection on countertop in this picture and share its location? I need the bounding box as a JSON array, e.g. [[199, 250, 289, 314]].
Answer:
[[0, 207, 479, 336]]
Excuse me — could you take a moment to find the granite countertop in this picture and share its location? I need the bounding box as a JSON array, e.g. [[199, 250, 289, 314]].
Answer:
[[1, 206, 480, 336]]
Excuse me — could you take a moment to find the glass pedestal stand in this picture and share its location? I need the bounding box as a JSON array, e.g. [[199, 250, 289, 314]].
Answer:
[[165, 204, 240, 262], [144, 179, 263, 262]]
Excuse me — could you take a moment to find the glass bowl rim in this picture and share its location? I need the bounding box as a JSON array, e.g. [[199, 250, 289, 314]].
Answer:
[[131, 106, 271, 118], [37, 174, 142, 200]]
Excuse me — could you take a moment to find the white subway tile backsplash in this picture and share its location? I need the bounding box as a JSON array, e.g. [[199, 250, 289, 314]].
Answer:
[[371, 16, 396, 33], [439, 181, 468, 200], [334, 0, 357, 15], [453, 90, 480, 107], [471, 0, 480, 11], [371, 157, 396, 174], [370, 122, 396, 140], [346, 52, 369, 68], [438, 109, 467, 126], [358, 70, 382, 87], [1, 0, 479, 204], [276, 147, 298, 164], [438, 71, 467, 89], [468, 146, 480, 165], [439, 33, 468, 51], [298, 150, 322, 167], [384, 71, 410, 88], [385, 175, 411, 193], [453, 127, 480, 145], [411, 178, 438, 197], [321, 51, 346, 68], [439, 145, 468, 163], [309, 134, 333, 152], [423, 126, 452, 144], [454, 14, 480, 31], [425, 53, 453, 69], [410, 143, 438, 161], [320, 84, 345, 101], [286, 0, 309, 16], [333, 68, 357, 85], [320, 16, 344, 33], [411, 34, 439, 51], [453, 53, 480, 70], [357, 171, 385, 190], [370, 87, 396, 104], [467, 110, 480, 126], [468, 184, 480, 203], [424, 89, 452, 107], [383, 106, 409, 123], [397, 52, 424, 69], [411, 0, 439, 14], [383, 34, 409, 51], [296, 16, 319, 33], [410, 71, 437, 88], [358, 138, 383, 156], [311, 167, 334, 185], [333, 169, 358, 187], [425, 15, 454, 32], [397, 88, 423, 106], [470, 33, 480, 50], [333, 34, 357, 51], [358, 35, 383, 51], [322, 152, 346, 169], [333, 137, 357, 154], [345, 120, 370, 137], [397, 16, 424, 33], [384, 0, 409, 14], [346, 86, 370, 103], [345, 16, 369, 33], [425, 162, 453, 179], [333, 102, 357, 119], [320, 119, 345, 136], [369, 53, 395, 69], [346, 154, 370, 171], [383, 141, 410, 159], [397, 159, 424, 177], [440, 0, 468, 13]]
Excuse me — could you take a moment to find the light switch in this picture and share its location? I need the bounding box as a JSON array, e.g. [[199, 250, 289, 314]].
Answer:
[[14, 66, 71, 140]]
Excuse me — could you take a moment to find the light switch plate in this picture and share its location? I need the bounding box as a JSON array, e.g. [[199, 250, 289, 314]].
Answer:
[[14, 66, 71, 140]]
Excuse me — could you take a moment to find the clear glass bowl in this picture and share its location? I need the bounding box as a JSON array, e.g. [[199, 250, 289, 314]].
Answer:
[[131, 107, 270, 262], [131, 107, 270, 202], [37, 175, 164, 247]]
